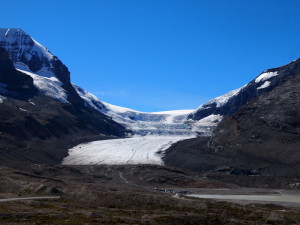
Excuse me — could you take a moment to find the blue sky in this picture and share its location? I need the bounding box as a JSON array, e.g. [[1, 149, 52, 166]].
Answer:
[[1, 0, 300, 112]]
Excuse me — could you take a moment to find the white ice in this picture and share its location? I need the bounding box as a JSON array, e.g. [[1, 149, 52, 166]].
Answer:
[[0, 29, 53, 61], [0, 95, 4, 103], [195, 84, 247, 111], [0, 28, 56, 78], [255, 71, 278, 83], [62, 136, 194, 165], [19, 108, 27, 112], [16, 69, 69, 103], [257, 81, 271, 90], [191, 114, 223, 128], [150, 109, 194, 115]]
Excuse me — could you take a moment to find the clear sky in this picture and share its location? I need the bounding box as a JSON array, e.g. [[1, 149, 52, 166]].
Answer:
[[1, 0, 300, 112]]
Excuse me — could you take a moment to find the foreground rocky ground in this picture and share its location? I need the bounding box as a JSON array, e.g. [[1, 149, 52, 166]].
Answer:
[[0, 165, 300, 224]]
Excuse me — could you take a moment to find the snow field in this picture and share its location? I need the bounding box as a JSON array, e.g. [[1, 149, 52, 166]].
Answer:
[[255, 71, 278, 83], [257, 81, 271, 90], [16, 69, 69, 103], [62, 136, 194, 165]]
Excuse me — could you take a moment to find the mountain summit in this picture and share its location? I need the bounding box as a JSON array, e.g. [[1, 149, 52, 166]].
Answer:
[[0, 28, 86, 106], [0, 28, 54, 77]]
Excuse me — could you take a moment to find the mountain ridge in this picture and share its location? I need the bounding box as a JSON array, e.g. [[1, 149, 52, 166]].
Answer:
[[189, 58, 300, 121]]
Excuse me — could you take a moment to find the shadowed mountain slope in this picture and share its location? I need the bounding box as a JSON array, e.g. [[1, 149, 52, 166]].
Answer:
[[164, 59, 300, 187]]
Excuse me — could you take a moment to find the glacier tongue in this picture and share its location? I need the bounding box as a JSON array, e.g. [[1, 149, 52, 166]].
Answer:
[[63, 136, 193, 165], [65, 85, 206, 166]]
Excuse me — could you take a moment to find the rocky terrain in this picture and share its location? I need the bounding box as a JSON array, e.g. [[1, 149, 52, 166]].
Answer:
[[164, 59, 300, 188], [0, 165, 300, 225]]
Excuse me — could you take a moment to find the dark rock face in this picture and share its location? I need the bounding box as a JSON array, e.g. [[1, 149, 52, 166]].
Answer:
[[165, 60, 300, 187], [51, 56, 70, 84], [28, 54, 43, 72], [189, 59, 300, 120], [0, 47, 37, 99], [50, 56, 86, 107]]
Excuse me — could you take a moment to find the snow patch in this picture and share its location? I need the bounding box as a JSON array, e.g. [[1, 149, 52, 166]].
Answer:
[[192, 114, 223, 127], [255, 71, 278, 83], [196, 85, 246, 110], [62, 136, 194, 165], [19, 108, 27, 112], [257, 81, 271, 90], [151, 110, 194, 115], [73, 84, 105, 111], [29, 100, 35, 105], [31, 37, 53, 60], [190, 114, 223, 135], [0, 95, 4, 103], [103, 102, 140, 114], [16, 69, 69, 103]]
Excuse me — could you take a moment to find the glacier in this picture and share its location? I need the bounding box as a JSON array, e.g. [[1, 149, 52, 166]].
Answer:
[[62, 85, 223, 165]]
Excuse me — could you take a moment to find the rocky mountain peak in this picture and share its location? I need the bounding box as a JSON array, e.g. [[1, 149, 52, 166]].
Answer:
[[189, 58, 300, 121], [0, 28, 34, 45], [0, 28, 55, 75], [0, 28, 85, 106]]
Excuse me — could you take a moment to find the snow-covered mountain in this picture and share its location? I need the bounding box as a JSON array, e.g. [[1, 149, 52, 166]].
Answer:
[[189, 59, 300, 121], [74, 58, 300, 137], [0, 28, 84, 107], [73, 84, 222, 136], [0, 28, 69, 103], [2, 28, 295, 141], [0, 28, 55, 78]]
